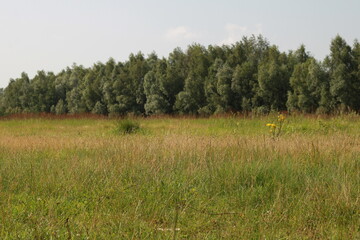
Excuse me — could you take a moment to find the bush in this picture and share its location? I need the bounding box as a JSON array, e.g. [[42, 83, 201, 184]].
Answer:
[[115, 119, 140, 134]]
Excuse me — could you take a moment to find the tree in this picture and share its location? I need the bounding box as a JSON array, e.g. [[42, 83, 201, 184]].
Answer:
[[215, 63, 234, 112], [257, 46, 290, 111], [29, 71, 56, 112], [127, 52, 150, 114], [144, 58, 171, 115], [352, 40, 360, 111], [103, 61, 122, 115], [82, 61, 109, 112], [2, 72, 31, 113], [55, 99, 67, 115], [326, 35, 359, 111], [174, 44, 210, 114], [164, 48, 187, 109], [201, 58, 224, 115], [287, 58, 326, 112], [175, 72, 204, 114], [0, 34, 358, 115], [231, 61, 257, 111], [0, 88, 5, 115], [92, 101, 106, 115], [65, 65, 87, 114]]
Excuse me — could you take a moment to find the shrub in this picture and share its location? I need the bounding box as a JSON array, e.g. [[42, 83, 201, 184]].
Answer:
[[115, 119, 140, 134]]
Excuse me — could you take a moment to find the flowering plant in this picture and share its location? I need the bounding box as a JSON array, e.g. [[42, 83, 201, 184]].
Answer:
[[266, 113, 286, 139]]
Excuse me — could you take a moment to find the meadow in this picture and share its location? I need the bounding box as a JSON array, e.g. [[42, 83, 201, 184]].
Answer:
[[0, 114, 359, 239]]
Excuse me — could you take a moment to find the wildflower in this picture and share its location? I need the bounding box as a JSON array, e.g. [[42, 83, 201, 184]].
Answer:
[[266, 114, 286, 139], [266, 123, 276, 128], [278, 114, 286, 122]]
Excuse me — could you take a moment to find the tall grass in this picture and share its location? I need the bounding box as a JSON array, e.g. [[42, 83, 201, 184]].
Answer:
[[0, 115, 359, 239], [115, 119, 140, 134]]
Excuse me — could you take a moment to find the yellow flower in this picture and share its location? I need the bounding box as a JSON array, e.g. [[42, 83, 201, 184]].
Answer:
[[278, 114, 286, 121], [266, 123, 276, 128]]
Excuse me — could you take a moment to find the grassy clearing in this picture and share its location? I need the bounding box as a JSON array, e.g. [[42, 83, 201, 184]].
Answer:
[[0, 115, 359, 239]]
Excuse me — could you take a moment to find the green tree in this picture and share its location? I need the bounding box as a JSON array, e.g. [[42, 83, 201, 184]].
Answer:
[[55, 99, 67, 114], [144, 58, 171, 115], [2, 72, 32, 113], [201, 58, 224, 115], [29, 71, 56, 112], [326, 35, 359, 111], [174, 44, 210, 114], [82, 61, 109, 112], [92, 101, 107, 115], [1, 34, 359, 115], [231, 61, 257, 111], [164, 48, 187, 110], [65, 65, 87, 114], [287, 58, 326, 112], [257, 46, 290, 111], [215, 63, 234, 113], [352, 40, 360, 111], [0, 88, 5, 115]]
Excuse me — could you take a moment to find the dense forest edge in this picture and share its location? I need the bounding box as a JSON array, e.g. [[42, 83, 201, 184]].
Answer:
[[0, 35, 359, 117]]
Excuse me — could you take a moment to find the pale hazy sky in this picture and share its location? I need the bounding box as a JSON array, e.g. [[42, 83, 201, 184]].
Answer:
[[0, 0, 359, 88]]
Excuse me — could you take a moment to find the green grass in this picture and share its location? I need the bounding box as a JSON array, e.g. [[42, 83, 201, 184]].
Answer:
[[115, 119, 141, 135], [0, 115, 359, 239]]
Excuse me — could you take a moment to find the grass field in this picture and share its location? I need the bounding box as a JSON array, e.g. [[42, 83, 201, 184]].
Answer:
[[0, 114, 359, 239]]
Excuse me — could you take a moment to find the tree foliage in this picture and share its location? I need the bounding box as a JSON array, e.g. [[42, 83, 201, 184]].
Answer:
[[1, 35, 359, 116]]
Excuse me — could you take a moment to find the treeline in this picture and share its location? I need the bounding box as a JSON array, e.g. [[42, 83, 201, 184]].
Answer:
[[0, 35, 359, 116]]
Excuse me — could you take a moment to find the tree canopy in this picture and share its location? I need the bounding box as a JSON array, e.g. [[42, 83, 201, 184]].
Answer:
[[1, 35, 359, 116]]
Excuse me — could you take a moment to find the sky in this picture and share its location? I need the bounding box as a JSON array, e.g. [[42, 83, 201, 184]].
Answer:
[[0, 0, 359, 88]]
